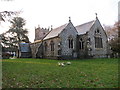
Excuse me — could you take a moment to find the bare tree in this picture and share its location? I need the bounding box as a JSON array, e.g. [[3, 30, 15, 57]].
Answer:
[[0, 11, 20, 22], [104, 21, 120, 57]]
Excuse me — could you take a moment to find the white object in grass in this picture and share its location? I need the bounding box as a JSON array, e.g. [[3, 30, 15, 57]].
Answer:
[[66, 62, 71, 65], [61, 63, 65, 67], [58, 62, 61, 66], [58, 62, 65, 67]]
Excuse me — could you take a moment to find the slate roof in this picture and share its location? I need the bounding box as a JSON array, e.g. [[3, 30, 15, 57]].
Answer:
[[41, 20, 95, 41], [75, 20, 95, 35], [43, 23, 68, 40]]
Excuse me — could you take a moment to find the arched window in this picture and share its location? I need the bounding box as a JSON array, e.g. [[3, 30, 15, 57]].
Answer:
[[95, 29, 100, 34], [50, 41, 54, 51], [94, 29, 103, 48], [95, 37, 103, 48], [44, 42, 47, 51], [68, 36, 73, 48], [95, 29, 101, 34], [79, 38, 84, 50]]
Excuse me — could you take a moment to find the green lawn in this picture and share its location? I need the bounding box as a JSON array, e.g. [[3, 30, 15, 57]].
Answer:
[[2, 58, 119, 88]]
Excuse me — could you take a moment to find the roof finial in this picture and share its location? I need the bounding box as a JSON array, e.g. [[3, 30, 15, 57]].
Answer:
[[51, 25, 53, 30], [95, 13, 98, 18], [38, 25, 40, 28], [69, 16, 71, 22]]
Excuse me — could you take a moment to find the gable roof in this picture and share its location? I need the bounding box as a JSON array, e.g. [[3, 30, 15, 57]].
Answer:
[[76, 20, 95, 35], [43, 23, 68, 40]]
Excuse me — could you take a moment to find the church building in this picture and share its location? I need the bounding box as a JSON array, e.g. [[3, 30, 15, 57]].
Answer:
[[30, 15, 110, 59]]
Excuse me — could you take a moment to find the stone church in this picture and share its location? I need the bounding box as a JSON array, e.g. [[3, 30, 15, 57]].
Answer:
[[30, 15, 110, 59]]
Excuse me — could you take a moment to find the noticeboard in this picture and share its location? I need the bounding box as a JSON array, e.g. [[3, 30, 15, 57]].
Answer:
[[19, 43, 30, 52]]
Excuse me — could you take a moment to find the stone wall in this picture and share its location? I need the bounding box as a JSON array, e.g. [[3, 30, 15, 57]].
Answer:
[[42, 37, 61, 59], [59, 22, 78, 59], [87, 19, 108, 58], [77, 34, 89, 58], [30, 41, 42, 58]]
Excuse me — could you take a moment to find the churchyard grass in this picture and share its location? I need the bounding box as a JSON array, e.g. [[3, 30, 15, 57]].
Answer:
[[2, 58, 118, 88]]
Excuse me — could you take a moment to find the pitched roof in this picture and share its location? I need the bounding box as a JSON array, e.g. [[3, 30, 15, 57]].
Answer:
[[31, 40, 42, 44], [76, 20, 95, 35], [43, 23, 68, 40]]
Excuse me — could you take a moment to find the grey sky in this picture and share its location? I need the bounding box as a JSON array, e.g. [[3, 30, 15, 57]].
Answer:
[[0, 0, 119, 42]]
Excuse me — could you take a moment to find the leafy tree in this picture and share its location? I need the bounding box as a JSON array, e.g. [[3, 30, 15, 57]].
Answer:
[[1, 17, 30, 57], [8, 17, 29, 43], [0, 1, 21, 58], [1, 32, 18, 48], [0, 11, 18, 50]]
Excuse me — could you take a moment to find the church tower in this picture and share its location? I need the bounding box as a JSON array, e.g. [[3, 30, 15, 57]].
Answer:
[[34, 25, 49, 41]]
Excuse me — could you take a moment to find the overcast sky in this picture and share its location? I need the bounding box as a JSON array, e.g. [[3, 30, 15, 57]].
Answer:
[[0, 0, 119, 42]]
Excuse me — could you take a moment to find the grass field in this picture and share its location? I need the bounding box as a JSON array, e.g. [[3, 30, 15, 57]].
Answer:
[[2, 58, 119, 88]]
